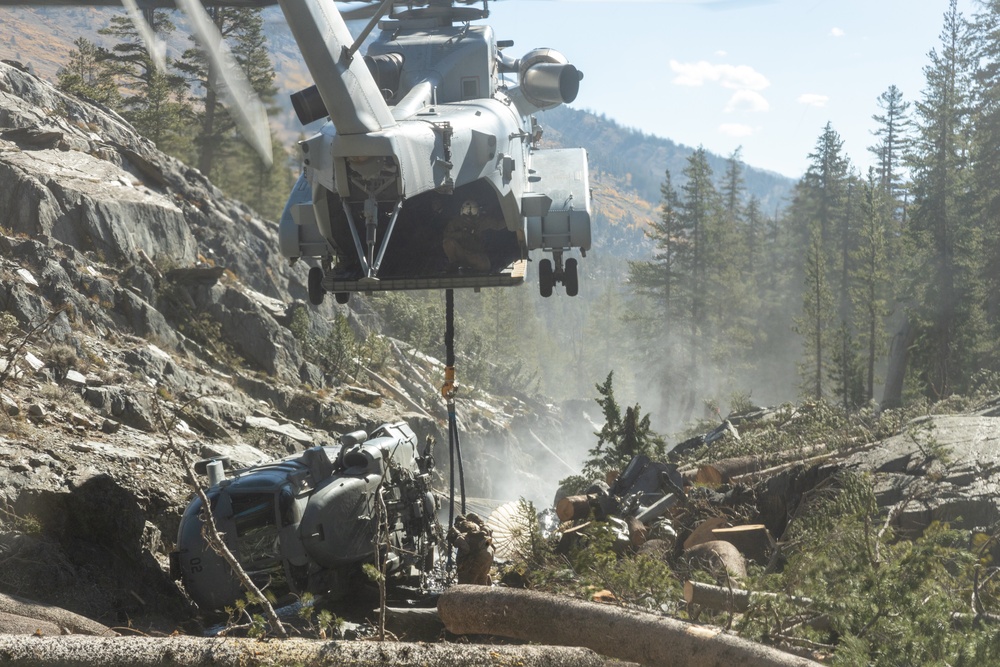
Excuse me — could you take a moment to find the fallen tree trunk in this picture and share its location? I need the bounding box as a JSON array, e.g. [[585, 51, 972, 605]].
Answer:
[[684, 581, 815, 614], [438, 584, 823, 667], [684, 582, 830, 633], [0, 593, 114, 636], [0, 635, 621, 667], [729, 453, 837, 486], [695, 446, 828, 486], [730, 441, 876, 487]]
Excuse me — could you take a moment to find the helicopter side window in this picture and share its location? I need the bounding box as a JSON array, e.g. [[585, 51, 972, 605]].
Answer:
[[461, 77, 480, 100], [231, 493, 276, 536]]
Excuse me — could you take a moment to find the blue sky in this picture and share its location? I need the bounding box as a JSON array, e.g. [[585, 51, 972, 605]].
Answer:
[[485, 0, 978, 179]]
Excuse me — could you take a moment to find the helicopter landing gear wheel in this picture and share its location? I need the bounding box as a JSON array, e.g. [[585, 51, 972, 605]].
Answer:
[[564, 258, 579, 297], [538, 259, 554, 298], [308, 267, 326, 306], [335, 292, 350, 305]]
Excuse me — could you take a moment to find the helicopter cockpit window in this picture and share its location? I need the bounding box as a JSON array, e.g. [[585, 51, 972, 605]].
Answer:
[[230, 493, 283, 580], [232, 493, 276, 536], [461, 77, 479, 100]]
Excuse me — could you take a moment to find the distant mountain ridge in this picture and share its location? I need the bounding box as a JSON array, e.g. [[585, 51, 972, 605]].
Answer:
[[539, 105, 794, 216]]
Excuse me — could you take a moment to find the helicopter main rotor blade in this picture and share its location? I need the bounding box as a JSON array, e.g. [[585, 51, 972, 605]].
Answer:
[[175, 0, 273, 168], [120, 0, 167, 73]]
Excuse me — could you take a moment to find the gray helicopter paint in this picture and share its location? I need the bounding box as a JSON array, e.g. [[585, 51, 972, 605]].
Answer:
[[173, 422, 437, 609], [274, 0, 590, 292], [278, 0, 395, 135]]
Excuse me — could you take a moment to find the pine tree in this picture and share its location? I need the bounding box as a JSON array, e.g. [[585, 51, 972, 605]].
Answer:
[[969, 0, 1000, 373], [57, 37, 121, 107], [786, 125, 852, 403], [743, 195, 764, 281], [869, 85, 912, 223], [802, 123, 851, 252], [98, 11, 191, 154], [851, 169, 891, 403], [627, 169, 685, 318], [907, 0, 977, 398], [678, 147, 721, 385], [176, 7, 277, 179], [794, 226, 835, 400], [626, 169, 688, 420], [710, 148, 758, 382], [582, 372, 665, 481]]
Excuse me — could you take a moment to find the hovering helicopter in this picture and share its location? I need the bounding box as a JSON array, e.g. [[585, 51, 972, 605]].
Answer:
[[0, 0, 593, 300], [277, 0, 592, 303]]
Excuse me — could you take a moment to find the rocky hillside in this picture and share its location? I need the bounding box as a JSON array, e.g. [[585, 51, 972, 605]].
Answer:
[[0, 58, 595, 633]]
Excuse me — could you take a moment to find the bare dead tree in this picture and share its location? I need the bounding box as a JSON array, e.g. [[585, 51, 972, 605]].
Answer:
[[151, 396, 286, 637]]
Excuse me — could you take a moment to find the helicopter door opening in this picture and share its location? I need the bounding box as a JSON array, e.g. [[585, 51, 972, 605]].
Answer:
[[311, 180, 526, 297], [229, 491, 287, 590]]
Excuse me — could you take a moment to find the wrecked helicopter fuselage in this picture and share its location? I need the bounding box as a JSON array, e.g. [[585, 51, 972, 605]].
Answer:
[[169, 422, 439, 610]]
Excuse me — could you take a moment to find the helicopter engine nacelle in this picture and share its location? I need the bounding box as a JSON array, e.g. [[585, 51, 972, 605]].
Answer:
[[519, 48, 582, 110]]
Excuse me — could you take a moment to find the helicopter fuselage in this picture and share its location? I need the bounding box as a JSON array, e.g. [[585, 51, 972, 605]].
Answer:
[[277, 0, 591, 298]]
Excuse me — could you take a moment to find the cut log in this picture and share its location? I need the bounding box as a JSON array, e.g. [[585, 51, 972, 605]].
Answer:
[[439, 584, 823, 667], [683, 516, 730, 550], [695, 446, 828, 486], [684, 582, 829, 632], [684, 540, 747, 580], [0, 635, 618, 667], [710, 524, 775, 564], [556, 494, 594, 522]]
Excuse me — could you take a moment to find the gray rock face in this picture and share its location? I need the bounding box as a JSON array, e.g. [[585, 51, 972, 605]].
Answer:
[[83, 385, 156, 432], [844, 412, 1000, 533], [1, 69, 197, 268]]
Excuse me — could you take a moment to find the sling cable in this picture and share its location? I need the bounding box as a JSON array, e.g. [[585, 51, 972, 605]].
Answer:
[[442, 289, 466, 568]]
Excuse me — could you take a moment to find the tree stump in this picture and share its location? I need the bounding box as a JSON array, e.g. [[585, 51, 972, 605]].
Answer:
[[711, 524, 774, 565]]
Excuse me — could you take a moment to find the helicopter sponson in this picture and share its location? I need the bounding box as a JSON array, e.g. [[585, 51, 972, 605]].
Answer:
[[277, 0, 592, 300], [169, 422, 438, 610]]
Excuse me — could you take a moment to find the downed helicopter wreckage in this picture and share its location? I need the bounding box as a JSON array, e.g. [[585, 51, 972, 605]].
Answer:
[[170, 422, 440, 610]]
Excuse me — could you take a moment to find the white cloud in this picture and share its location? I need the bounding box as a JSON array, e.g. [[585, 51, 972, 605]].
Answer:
[[830, 27, 845, 37], [725, 90, 770, 113], [670, 60, 770, 91], [719, 123, 755, 138], [715, 50, 728, 58], [798, 93, 829, 107]]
